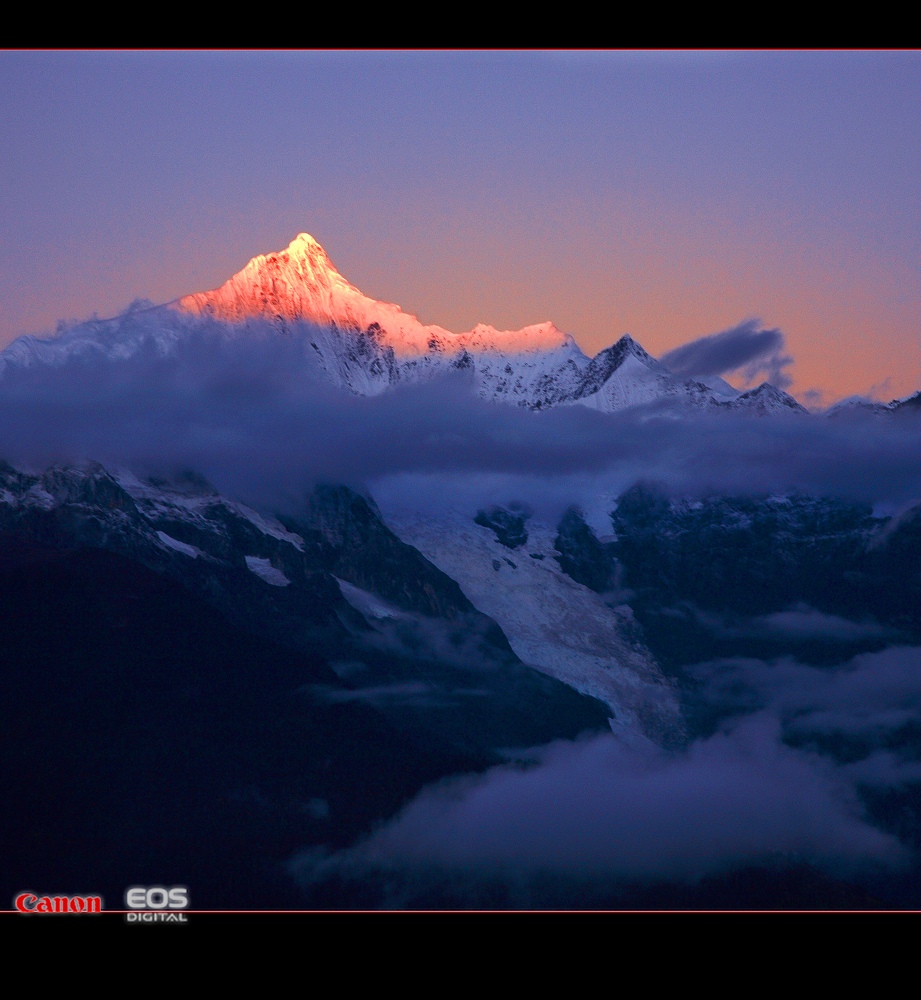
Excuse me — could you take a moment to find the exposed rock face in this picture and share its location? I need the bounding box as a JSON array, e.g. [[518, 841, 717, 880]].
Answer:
[[0, 532, 511, 909], [893, 390, 921, 413], [290, 484, 480, 622], [553, 507, 617, 593], [473, 505, 530, 550], [601, 483, 921, 689], [0, 461, 346, 653], [715, 381, 808, 415], [609, 484, 885, 618]]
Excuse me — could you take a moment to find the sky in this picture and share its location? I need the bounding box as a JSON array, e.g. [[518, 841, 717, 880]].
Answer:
[[1, 50, 920, 404]]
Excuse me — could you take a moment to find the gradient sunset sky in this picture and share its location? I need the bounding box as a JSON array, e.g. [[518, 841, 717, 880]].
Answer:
[[2, 50, 919, 404]]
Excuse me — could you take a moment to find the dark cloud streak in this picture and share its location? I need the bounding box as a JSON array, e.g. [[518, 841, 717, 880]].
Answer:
[[661, 319, 793, 388]]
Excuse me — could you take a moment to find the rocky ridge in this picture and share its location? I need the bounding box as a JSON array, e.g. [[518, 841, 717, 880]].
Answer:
[[0, 233, 814, 415]]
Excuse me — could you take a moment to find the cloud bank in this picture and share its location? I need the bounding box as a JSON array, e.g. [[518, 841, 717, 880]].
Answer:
[[305, 716, 902, 882], [298, 645, 921, 900], [0, 322, 920, 518]]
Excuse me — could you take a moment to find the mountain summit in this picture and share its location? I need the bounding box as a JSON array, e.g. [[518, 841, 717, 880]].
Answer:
[[179, 232, 356, 324], [178, 232, 570, 359]]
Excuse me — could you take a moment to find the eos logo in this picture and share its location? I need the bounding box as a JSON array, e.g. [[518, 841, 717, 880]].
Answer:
[[124, 886, 190, 923], [125, 886, 189, 913]]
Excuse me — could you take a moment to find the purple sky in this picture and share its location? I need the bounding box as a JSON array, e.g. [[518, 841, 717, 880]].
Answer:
[[2, 50, 919, 402]]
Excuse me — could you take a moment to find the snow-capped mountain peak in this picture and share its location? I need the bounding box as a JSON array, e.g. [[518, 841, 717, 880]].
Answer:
[[176, 232, 581, 369], [718, 381, 808, 415], [178, 232, 429, 345], [0, 230, 836, 414]]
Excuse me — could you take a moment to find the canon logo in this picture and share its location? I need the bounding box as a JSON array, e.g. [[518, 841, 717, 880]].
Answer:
[[14, 893, 102, 914]]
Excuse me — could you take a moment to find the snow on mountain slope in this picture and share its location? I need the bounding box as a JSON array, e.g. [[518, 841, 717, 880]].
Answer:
[[569, 341, 708, 413], [380, 504, 685, 747], [716, 382, 808, 415], [826, 390, 921, 418], [111, 468, 308, 553], [0, 298, 195, 372]]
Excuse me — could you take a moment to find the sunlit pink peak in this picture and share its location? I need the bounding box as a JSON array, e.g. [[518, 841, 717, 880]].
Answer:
[[177, 233, 573, 358], [179, 231, 365, 322], [461, 321, 574, 353], [287, 231, 326, 254], [271, 232, 349, 285]]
